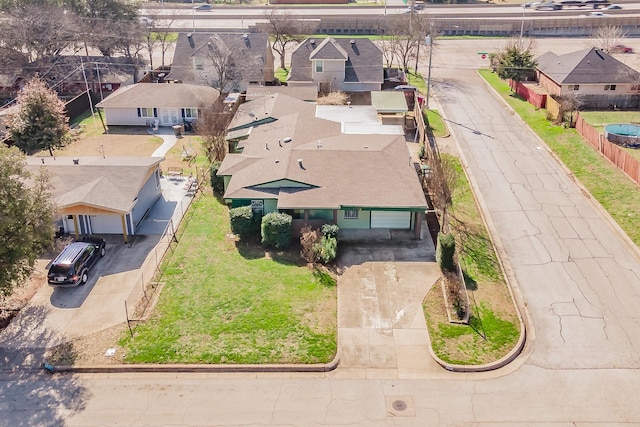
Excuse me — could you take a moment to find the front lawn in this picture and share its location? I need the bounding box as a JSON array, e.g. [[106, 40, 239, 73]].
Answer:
[[424, 154, 520, 365], [479, 69, 640, 246], [120, 193, 337, 364]]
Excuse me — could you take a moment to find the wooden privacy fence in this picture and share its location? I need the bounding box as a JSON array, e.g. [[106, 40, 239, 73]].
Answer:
[[575, 112, 640, 185]]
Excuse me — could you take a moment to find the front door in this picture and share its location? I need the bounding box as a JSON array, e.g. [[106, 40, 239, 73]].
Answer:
[[159, 108, 180, 126]]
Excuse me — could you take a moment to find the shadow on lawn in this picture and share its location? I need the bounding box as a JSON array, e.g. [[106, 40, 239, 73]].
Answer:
[[234, 239, 305, 266]]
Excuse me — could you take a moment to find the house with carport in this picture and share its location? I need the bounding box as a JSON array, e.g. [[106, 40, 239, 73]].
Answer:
[[217, 94, 427, 237], [27, 156, 164, 243], [95, 83, 220, 128]]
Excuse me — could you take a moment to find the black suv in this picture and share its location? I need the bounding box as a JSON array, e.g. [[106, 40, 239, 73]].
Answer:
[[47, 237, 106, 287]]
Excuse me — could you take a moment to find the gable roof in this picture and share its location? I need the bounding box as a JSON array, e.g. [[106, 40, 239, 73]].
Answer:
[[536, 48, 640, 85], [168, 32, 270, 84], [309, 38, 349, 60], [95, 83, 220, 109], [288, 37, 383, 84], [25, 157, 164, 214], [219, 96, 426, 211]]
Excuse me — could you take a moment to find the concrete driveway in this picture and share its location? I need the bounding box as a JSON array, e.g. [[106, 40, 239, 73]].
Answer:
[[337, 227, 444, 377]]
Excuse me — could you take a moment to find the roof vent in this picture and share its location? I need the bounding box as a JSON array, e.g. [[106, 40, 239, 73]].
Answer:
[[242, 33, 248, 39], [297, 159, 304, 168], [283, 137, 292, 143], [187, 33, 192, 39], [278, 139, 282, 147], [275, 159, 280, 163], [73, 158, 79, 165], [350, 40, 355, 44], [265, 142, 269, 150], [310, 40, 315, 45], [317, 140, 322, 149]]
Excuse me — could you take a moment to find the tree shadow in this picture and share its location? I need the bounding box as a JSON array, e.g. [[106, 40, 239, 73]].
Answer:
[[0, 305, 91, 426]]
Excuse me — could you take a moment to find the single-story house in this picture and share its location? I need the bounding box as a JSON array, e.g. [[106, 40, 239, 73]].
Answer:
[[536, 47, 640, 109], [167, 32, 275, 92], [95, 83, 220, 127], [217, 94, 427, 237], [27, 156, 164, 243], [288, 37, 384, 93]]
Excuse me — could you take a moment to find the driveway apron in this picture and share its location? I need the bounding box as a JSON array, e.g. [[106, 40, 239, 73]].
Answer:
[[337, 228, 443, 377]]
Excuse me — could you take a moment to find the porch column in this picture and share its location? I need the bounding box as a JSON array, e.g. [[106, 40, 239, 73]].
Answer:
[[304, 209, 309, 223], [121, 214, 129, 244], [414, 211, 423, 240], [72, 215, 79, 239], [333, 210, 338, 224]]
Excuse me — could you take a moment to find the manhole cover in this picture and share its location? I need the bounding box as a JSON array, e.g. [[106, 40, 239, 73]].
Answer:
[[392, 400, 407, 411]]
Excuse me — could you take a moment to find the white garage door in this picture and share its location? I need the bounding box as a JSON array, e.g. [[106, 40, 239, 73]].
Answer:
[[90, 215, 122, 234], [370, 211, 411, 229]]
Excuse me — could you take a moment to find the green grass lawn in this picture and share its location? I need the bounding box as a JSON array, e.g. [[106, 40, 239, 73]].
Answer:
[[121, 193, 337, 364], [424, 154, 520, 365], [425, 109, 448, 137], [275, 67, 289, 83], [479, 69, 640, 247]]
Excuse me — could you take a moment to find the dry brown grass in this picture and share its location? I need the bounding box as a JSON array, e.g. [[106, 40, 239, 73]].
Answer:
[[317, 91, 349, 105]]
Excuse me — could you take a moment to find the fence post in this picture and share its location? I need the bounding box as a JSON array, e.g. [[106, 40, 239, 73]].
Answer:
[[125, 301, 133, 338]]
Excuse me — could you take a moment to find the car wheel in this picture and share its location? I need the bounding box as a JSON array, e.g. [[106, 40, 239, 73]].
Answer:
[[81, 271, 88, 285], [100, 247, 106, 257]]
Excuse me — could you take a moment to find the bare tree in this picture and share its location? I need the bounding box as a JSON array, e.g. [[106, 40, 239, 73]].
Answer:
[[380, 15, 432, 73], [144, 13, 177, 67], [555, 92, 583, 127], [425, 151, 459, 233], [593, 25, 626, 54], [198, 99, 234, 162], [199, 39, 241, 93], [263, 9, 315, 70]]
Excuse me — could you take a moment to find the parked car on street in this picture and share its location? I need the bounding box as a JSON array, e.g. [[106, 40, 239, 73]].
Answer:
[[47, 237, 106, 287], [605, 4, 622, 8], [193, 4, 212, 10], [611, 44, 633, 53]]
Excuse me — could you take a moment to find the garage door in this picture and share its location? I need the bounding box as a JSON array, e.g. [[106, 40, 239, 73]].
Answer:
[[370, 211, 411, 229], [90, 215, 122, 234]]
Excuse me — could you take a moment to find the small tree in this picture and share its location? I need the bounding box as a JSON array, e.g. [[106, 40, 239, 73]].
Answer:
[[436, 232, 456, 273], [198, 101, 233, 162], [494, 38, 537, 88], [0, 145, 56, 297], [593, 25, 626, 54], [209, 161, 225, 195], [6, 77, 71, 155], [314, 235, 337, 264], [425, 153, 459, 233], [555, 92, 583, 127], [300, 225, 321, 263], [229, 206, 253, 238], [261, 212, 293, 249]]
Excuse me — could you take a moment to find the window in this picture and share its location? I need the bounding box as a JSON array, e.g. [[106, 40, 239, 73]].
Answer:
[[315, 60, 323, 73], [344, 209, 358, 219], [605, 84, 617, 91], [568, 85, 580, 91], [139, 107, 154, 118], [194, 58, 204, 70], [184, 108, 198, 118]]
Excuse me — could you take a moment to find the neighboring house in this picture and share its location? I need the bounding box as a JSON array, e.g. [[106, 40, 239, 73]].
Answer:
[[287, 37, 383, 93], [536, 47, 640, 109], [167, 32, 275, 92], [26, 156, 164, 243], [217, 93, 427, 237], [96, 83, 220, 127]]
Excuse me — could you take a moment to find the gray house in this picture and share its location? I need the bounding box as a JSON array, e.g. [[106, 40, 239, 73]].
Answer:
[[27, 157, 164, 242], [288, 37, 383, 92], [167, 32, 275, 92]]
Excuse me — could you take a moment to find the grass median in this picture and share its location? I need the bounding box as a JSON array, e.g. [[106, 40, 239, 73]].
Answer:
[[479, 69, 640, 246], [423, 154, 520, 365], [121, 193, 337, 364]]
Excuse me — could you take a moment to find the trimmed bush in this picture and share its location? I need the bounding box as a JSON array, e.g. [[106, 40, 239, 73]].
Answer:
[[436, 232, 456, 272], [314, 235, 337, 264], [209, 161, 225, 195], [321, 223, 339, 239], [261, 212, 293, 249], [229, 205, 253, 238]]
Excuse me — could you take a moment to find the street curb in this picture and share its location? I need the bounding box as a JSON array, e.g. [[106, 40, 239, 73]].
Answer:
[[48, 352, 340, 374], [424, 87, 530, 373]]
